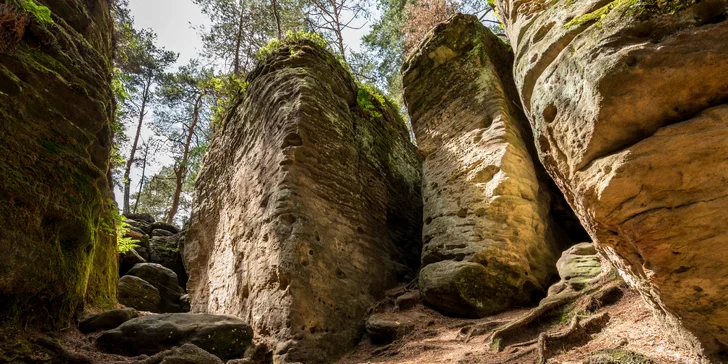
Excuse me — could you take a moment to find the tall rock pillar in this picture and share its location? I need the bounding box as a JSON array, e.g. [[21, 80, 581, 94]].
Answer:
[[402, 14, 568, 318], [184, 39, 422, 363]]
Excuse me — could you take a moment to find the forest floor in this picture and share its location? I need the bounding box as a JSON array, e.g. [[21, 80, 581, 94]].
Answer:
[[336, 289, 701, 364]]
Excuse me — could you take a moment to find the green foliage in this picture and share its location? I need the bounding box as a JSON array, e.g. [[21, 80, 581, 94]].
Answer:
[[207, 74, 248, 131], [357, 84, 385, 121], [564, 0, 696, 28], [256, 30, 330, 61], [194, 0, 307, 74], [107, 201, 139, 253], [12, 0, 52, 23]]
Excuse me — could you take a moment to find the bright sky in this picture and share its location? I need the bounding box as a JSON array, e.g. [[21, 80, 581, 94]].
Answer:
[[117, 0, 371, 210]]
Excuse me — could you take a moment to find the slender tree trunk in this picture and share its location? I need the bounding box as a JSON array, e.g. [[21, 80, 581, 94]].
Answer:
[[166, 94, 204, 224], [233, 0, 245, 76], [333, 7, 346, 63], [122, 74, 152, 214], [272, 0, 282, 39], [133, 141, 150, 214]]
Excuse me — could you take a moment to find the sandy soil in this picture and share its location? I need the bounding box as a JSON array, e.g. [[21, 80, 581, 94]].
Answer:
[[336, 290, 702, 364]]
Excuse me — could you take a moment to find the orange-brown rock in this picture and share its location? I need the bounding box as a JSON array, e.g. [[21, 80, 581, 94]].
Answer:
[[496, 0, 728, 359], [184, 39, 422, 363], [402, 14, 569, 318]]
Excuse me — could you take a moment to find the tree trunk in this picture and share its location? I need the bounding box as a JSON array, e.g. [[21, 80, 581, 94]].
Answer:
[[122, 74, 151, 214], [133, 141, 150, 214], [233, 0, 245, 76], [166, 94, 204, 224], [272, 0, 282, 39]]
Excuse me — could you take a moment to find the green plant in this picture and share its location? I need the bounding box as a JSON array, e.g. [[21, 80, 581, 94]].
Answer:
[[256, 30, 329, 61], [106, 201, 139, 253], [565, 0, 696, 28], [11, 0, 52, 23]]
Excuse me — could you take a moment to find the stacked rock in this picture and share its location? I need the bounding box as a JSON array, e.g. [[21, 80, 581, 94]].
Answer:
[[118, 214, 189, 313]]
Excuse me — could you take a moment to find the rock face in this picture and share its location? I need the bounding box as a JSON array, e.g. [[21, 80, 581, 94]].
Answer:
[[495, 0, 728, 358], [185, 39, 422, 362], [96, 313, 253, 360], [0, 0, 117, 328], [402, 14, 567, 318]]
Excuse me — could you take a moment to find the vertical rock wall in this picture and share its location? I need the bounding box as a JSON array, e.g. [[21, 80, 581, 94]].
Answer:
[[496, 0, 728, 359], [184, 40, 422, 363], [0, 0, 117, 328], [402, 14, 567, 318]]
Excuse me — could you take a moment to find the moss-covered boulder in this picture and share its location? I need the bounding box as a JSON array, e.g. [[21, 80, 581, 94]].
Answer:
[[184, 38, 422, 363], [96, 313, 253, 360], [0, 0, 117, 329], [403, 14, 571, 318], [496, 0, 728, 358]]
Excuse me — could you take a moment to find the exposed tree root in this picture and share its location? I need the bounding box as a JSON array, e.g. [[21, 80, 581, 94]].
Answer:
[[536, 312, 611, 363], [487, 281, 625, 353]]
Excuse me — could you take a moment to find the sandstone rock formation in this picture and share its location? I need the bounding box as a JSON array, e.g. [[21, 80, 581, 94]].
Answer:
[[184, 39, 422, 362], [0, 0, 117, 328], [495, 0, 728, 358], [402, 14, 568, 318]]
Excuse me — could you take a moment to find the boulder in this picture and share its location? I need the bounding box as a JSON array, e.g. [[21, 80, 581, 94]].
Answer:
[[149, 236, 187, 287], [365, 313, 415, 344], [96, 313, 253, 360], [139, 344, 223, 364], [152, 222, 180, 234], [402, 14, 567, 317], [79, 308, 139, 333], [184, 38, 422, 363], [495, 0, 728, 357], [118, 275, 161, 313], [152, 229, 175, 237], [0, 0, 117, 329], [125, 213, 155, 223], [128, 263, 187, 313], [546, 243, 613, 300], [127, 220, 153, 235], [120, 248, 147, 276], [420, 260, 536, 317]]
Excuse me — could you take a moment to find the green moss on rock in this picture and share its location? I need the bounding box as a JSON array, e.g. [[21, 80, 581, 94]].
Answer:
[[0, 0, 117, 330]]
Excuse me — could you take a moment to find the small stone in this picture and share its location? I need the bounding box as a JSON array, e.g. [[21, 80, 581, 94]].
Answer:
[[365, 313, 415, 345], [395, 291, 420, 311], [79, 308, 139, 333]]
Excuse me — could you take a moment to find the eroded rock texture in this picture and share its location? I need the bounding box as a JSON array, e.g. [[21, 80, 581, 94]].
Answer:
[[496, 0, 728, 358], [402, 14, 567, 318], [0, 0, 117, 328], [185, 40, 422, 362]]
